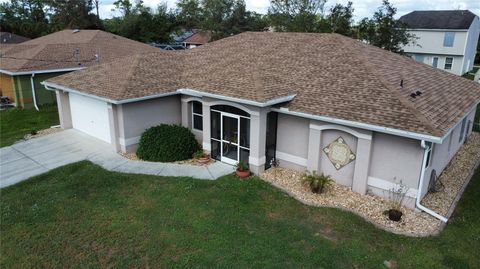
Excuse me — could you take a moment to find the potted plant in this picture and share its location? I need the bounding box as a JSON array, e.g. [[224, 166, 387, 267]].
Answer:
[[193, 149, 210, 164], [386, 179, 409, 222], [302, 171, 332, 194], [235, 161, 250, 178]]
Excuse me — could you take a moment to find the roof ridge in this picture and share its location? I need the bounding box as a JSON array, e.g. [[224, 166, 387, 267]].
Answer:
[[118, 54, 143, 96], [341, 36, 439, 135]]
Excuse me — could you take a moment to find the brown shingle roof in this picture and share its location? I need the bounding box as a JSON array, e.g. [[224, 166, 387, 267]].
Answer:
[[46, 32, 480, 138], [0, 29, 159, 73]]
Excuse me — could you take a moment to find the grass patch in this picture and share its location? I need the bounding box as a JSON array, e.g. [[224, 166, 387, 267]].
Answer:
[[1, 161, 480, 268], [0, 105, 59, 147]]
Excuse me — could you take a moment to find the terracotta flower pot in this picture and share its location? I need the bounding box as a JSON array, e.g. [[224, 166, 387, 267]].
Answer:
[[236, 169, 250, 178], [197, 156, 210, 164], [388, 209, 403, 222]]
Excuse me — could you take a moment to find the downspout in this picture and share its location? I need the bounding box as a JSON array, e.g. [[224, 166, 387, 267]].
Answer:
[[30, 73, 39, 111], [416, 140, 448, 222]]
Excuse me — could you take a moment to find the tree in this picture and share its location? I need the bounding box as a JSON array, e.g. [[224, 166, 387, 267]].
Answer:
[[326, 1, 354, 36], [105, 1, 176, 43], [176, 0, 203, 30], [267, 0, 326, 32], [46, 0, 103, 30], [357, 0, 415, 53], [0, 0, 50, 38]]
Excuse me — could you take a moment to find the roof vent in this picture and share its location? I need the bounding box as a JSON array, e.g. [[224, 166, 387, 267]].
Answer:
[[410, 93, 417, 98], [415, 91, 422, 96], [72, 29, 80, 33]]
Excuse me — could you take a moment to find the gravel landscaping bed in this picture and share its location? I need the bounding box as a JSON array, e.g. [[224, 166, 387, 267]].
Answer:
[[261, 168, 442, 236], [20, 126, 62, 141], [118, 152, 214, 165], [421, 132, 480, 216]]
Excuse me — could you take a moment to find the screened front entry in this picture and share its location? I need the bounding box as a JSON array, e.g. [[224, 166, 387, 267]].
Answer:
[[210, 105, 250, 165]]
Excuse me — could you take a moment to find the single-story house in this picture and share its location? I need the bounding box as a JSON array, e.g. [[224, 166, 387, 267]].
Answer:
[[43, 32, 480, 217], [0, 29, 159, 108], [0, 32, 31, 44]]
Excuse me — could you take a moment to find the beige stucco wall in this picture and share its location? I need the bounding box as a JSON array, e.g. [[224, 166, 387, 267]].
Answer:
[[368, 133, 424, 189], [276, 113, 309, 161], [274, 112, 426, 208], [320, 130, 357, 187], [420, 107, 477, 198], [117, 95, 182, 152]]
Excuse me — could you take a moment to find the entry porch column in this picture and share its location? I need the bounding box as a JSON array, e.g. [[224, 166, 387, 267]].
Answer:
[[249, 108, 267, 174], [55, 90, 72, 129]]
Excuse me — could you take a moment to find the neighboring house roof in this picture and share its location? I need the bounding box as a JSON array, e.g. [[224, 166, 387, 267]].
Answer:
[[45, 32, 480, 139], [183, 31, 211, 45], [0, 29, 159, 74], [0, 32, 30, 44], [399, 10, 477, 30]]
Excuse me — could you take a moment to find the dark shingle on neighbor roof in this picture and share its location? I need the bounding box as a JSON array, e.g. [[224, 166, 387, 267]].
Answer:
[[0, 32, 30, 44], [399, 10, 477, 30], [46, 32, 480, 139], [0, 29, 159, 73]]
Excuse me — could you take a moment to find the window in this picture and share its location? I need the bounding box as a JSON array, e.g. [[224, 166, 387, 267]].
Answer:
[[443, 32, 455, 47], [432, 57, 438, 68], [425, 143, 433, 168], [192, 101, 203, 131], [414, 54, 424, 63], [444, 57, 453, 70], [459, 117, 467, 143]]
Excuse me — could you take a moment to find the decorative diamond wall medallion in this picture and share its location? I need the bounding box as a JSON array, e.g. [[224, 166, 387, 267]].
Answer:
[[323, 136, 356, 170]]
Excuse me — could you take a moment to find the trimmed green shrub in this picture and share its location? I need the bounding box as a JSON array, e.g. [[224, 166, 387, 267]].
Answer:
[[137, 124, 200, 162]]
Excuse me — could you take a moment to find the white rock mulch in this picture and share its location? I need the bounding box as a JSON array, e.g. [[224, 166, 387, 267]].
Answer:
[[118, 152, 214, 166], [421, 132, 480, 216], [21, 126, 62, 141], [261, 168, 442, 236]]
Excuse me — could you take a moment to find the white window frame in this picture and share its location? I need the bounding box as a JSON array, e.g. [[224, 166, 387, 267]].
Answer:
[[192, 101, 203, 131], [444, 57, 453, 70], [432, 57, 439, 68], [443, 32, 455, 47]]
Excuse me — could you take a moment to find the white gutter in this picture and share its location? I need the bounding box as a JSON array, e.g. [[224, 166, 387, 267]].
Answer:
[[272, 107, 443, 143], [0, 67, 85, 76], [416, 140, 448, 222], [30, 74, 39, 111], [176, 88, 296, 107]]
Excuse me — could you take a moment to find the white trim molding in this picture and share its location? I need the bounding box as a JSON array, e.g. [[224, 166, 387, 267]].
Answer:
[[1, 67, 85, 76], [367, 176, 418, 198], [119, 136, 141, 147], [177, 88, 296, 108], [273, 107, 443, 143], [309, 123, 372, 140], [202, 142, 211, 151], [249, 156, 266, 166], [275, 151, 308, 167]]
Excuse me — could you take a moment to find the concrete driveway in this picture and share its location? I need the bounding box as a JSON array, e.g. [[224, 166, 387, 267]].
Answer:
[[0, 129, 234, 188]]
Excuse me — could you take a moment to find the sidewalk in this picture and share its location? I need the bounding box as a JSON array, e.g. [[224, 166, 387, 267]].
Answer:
[[0, 129, 234, 188]]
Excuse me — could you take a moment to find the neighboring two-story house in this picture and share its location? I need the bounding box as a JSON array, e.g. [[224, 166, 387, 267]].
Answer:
[[400, 10, 480, 76]]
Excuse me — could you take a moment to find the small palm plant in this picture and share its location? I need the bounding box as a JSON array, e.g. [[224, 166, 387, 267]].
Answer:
[[302, 171, 332, 194]]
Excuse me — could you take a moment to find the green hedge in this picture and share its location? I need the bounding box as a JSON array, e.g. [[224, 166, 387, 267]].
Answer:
[[137, 124, 200, 162]]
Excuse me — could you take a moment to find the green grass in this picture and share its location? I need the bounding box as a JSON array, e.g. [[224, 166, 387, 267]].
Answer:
[[1, 161, 480, 268], [0, 105, 59, 147]]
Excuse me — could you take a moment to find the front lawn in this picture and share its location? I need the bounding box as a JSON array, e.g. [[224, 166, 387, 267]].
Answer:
[[0, 105, 59, 147], [1, 161, 479, 268]]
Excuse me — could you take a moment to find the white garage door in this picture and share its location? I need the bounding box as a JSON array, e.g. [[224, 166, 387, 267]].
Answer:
[[70, 93, 111, 143]]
